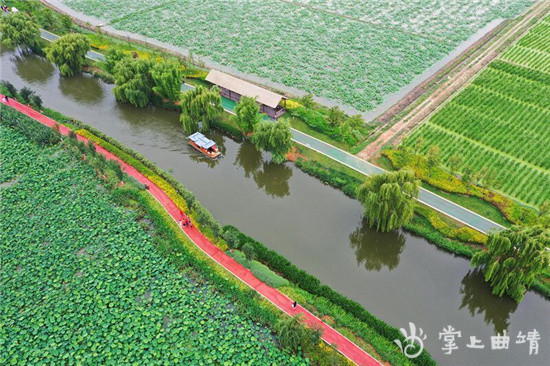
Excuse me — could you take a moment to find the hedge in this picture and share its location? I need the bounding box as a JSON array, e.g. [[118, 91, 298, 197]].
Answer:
[[294, 158, 362, 198], [229, 251, 289, 288], [211, 118, 244, 141], [223, 225, 436, 366]]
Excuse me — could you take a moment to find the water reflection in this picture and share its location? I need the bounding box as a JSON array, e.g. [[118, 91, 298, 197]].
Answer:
[[349, 218, 405, 271], [234, 142, 291, 197], [235, 141, 262, 178], [59, 74, 104, 104], [253, 161, 292, 198], [459, 270, 518, 334], [11, 52, 54, 85]]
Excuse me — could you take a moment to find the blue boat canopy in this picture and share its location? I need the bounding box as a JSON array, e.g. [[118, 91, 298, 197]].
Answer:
[[189, 132, 216, 149]]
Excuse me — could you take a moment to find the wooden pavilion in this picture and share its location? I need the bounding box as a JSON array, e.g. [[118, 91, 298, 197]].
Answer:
[[206, 69, 286, 119]]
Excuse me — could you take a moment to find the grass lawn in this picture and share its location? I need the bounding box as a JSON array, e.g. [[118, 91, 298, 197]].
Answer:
[[289, 116, 352, 152], [421, 183, 512, 227]]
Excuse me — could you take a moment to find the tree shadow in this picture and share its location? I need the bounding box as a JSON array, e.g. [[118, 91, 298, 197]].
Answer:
[[234, 141, 292, 198], [11, 52, 55, 84], [349, 218, 406, 271], [459, 269, 518, 335], [59, 74, 104, 105], [253, 161, 292, 198], [234, 140, 262, 178]]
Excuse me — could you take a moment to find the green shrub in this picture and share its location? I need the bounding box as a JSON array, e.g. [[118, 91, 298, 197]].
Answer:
[[211, 118, 244, 141], [294, 158, 361, 198], [250, 261, 289, 288]]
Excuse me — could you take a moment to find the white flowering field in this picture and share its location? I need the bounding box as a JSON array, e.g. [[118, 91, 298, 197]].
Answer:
[[62, 0, 533, 111]]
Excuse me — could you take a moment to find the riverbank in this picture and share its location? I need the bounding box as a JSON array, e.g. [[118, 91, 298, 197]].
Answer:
[[1, 97, 435, 365]]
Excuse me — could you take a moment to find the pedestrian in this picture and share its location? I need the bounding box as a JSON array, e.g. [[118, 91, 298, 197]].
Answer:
[[144, 183, 149, 190], [292, 301, 297, 309], [5, 95, 9, 103]]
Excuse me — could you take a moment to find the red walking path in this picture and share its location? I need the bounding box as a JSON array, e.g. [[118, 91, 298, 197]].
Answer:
[[1, 97, 383, 366]]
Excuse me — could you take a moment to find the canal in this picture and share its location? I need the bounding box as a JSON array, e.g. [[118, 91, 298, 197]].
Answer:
[[1, 50, 548, 365]]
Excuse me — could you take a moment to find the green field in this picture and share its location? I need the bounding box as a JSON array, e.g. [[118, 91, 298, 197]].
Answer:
[[406, 16, 550, 206], [0, 121, 305, 365], [61, 0, 532, 112]]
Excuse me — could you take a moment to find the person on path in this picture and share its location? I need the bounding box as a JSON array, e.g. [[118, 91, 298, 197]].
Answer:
[[5, 95, 9, 103], [292, 301, 297, 309]]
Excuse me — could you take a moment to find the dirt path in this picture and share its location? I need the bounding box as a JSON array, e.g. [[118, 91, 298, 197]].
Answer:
[[357, 1, 549, 160], [1, 97, 383, 366]]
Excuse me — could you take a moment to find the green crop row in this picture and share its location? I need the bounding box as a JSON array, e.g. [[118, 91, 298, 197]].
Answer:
[[406, 17, 550, 207]]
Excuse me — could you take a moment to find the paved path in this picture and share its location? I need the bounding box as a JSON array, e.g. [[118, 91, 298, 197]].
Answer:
[[38, 27, 504, 234], [40, 29, 105, 61], [1, 97, 382, 366]]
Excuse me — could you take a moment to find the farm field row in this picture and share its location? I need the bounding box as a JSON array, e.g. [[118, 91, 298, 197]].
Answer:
[[60, 0, 533, 112], [406, 16, 550, 207], [0, 122, 304, 365]]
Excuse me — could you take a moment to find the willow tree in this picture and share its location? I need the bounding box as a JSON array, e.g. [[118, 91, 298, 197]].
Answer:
[[0, 12, 41, 51], [113, 58, 154, 108], [180, 86, 223, 134], [46, 34, 90, 77], [470, 226, 549, 302], [151, 60, 184, 102], [276, 315, 320, 355], [251, 119, 292, 163], [356, 169, 420, 232], [234, 96, 262, 133]]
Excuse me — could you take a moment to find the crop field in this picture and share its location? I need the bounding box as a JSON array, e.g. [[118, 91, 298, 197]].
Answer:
[[61, 0, 533, 112], [0, 123, 304, 365], [405, 16, 550, 206]]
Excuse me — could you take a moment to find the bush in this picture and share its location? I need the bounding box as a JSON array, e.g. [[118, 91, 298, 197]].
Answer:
[[249, 261, 289, 288], [19, 87, 35, 104], [294, 158, 362, 198], [31, 95, 43, 110], [211, 118, 244, 140], [2, 80, 18, 98], [229, 251, 289, 288]]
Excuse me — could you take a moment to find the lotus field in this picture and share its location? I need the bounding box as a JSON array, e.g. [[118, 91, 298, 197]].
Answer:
[[61, 0, 533, 111], [406, 16, 550, 206], [0, 122, 305, 365]]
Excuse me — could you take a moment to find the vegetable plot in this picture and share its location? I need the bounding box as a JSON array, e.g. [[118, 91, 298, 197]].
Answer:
[[405, 16, 550, 206], [0, 124, 305, 365], [61, 0, 532, 112]]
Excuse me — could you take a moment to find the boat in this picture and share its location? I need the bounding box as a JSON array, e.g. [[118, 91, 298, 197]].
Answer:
[[188, 132, 222, 159]]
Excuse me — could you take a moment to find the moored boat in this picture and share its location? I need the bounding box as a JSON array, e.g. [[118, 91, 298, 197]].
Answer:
[[188, 132, 221, 159]]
